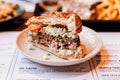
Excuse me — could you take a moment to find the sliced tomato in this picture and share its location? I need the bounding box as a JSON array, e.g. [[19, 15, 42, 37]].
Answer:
[[29, 23, 43, 32]]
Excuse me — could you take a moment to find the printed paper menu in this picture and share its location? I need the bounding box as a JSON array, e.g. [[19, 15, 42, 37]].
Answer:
[[91, 33, 120, 80], [0, 32, 19, 80], [1, 32, 120, 80]]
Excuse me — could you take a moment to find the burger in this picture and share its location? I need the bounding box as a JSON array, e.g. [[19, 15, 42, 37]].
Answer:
[[25, 11, 86, 60]]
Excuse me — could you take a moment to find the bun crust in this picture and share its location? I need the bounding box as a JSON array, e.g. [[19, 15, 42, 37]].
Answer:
[[26, 12, 82, 33]]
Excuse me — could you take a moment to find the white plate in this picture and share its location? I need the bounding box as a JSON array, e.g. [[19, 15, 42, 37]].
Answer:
[[16, 26, 102, 66]]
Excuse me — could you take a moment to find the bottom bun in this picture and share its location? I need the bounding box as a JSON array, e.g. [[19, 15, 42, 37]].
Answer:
[[28, 42, 86, 60]]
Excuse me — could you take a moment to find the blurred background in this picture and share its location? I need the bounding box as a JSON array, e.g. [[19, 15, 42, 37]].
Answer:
[[1, 0, 120, 31]]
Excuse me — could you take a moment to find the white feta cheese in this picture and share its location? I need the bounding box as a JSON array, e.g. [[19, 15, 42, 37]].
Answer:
[[43, 54, 50, 60], [27, 43, 34, 50], [66, 50, 73, 55], [43, 25, 76, 38]]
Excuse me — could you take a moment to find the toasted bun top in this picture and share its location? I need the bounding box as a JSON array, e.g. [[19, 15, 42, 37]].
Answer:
[[26, 11, 82, 33]]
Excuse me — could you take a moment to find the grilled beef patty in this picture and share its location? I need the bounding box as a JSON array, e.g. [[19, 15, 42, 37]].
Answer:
[[28, 32, 80, 50]]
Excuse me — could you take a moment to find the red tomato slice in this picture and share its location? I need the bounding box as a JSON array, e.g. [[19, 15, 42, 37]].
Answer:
[[29, 23, 43, 32]]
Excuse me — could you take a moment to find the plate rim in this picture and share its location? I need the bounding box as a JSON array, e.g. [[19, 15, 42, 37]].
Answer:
[[16, 26, 102, 66]]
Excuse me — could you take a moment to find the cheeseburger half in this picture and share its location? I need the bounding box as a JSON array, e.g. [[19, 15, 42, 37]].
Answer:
[[26, 12, 86, 60]]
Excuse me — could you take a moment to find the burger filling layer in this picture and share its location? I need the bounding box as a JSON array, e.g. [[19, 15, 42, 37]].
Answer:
[[27, 24, 80, 55]]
